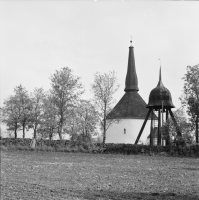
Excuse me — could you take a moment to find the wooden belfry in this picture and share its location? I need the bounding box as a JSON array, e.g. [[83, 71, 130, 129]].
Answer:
[[135, 68, 181, 146]]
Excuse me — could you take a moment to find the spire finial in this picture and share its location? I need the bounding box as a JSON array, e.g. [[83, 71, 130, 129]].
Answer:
[[157, 58, 164, 87], [130, 35, 133, 46], [158, 59, 161, 81]]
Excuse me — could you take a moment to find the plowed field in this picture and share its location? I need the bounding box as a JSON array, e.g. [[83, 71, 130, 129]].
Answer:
[[1, 151, 199, 200]]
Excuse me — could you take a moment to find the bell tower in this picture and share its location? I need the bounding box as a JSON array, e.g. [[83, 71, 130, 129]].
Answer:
[[135, 67, 181, 145]]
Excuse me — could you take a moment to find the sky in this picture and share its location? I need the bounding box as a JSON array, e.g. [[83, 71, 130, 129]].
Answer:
[[0, 1, 199, 136]]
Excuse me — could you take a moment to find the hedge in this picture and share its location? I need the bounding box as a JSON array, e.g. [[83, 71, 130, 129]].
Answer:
[[100, 143, 199, 157], [1, 138, 199, 157], [0, 138, 69, 147]]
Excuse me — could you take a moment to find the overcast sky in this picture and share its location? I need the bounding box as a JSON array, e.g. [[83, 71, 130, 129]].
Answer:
[[1, 0, 199, 113]]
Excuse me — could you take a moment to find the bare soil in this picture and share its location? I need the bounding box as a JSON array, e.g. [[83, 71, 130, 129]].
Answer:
[[1, 150, 199, 200]]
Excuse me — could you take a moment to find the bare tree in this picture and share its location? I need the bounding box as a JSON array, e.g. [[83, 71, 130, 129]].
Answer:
[[91, 71, 120, 145], [50, 67, 84, 140]]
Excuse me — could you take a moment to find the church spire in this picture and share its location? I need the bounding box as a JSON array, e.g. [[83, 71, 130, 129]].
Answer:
[[157, 64, 164, 87], [124, 43, 139, 92]]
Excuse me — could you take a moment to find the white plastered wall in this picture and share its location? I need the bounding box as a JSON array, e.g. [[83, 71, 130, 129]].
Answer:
[[106, 119, 151, 144]]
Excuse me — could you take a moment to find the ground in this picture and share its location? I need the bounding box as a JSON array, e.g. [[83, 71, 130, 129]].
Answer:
[[1, 150, 199, 200]]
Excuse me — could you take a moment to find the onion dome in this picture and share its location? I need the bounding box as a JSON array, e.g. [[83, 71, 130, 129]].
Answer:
[[146, 68, 175, 109]]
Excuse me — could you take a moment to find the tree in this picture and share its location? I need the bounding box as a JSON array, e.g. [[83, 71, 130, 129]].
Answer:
[[37, 93, 59, 140], [2, 96, 21, 138], [2, 85, 32, 138], [162, 108, 193, 145], [180, 65, 199, 143], [0, 108, 3, 138], [66, 100, 98, 141], [50, 67, 84, 140], [91, 71, 120, 145], [29, 88, 45, 139], [14, 85, 32, 138]]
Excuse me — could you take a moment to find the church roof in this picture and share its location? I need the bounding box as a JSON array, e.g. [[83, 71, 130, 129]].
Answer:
[[107, 91, 149, 119], [107, 44, 149, 119]]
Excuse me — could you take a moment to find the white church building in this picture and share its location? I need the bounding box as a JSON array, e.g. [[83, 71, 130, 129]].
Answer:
[[106, 44, 151, 144]]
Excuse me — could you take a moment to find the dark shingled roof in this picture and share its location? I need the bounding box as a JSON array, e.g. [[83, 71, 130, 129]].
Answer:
[[124, 46, 139, 92], [146, 67, 175, 109], [107, 91, 149, 119]]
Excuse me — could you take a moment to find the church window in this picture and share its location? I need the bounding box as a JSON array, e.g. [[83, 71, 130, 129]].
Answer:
[[124, 128, 126, 134]]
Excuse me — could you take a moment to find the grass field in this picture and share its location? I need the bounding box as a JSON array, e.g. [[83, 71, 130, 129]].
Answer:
[[1, 150, 199, 200]]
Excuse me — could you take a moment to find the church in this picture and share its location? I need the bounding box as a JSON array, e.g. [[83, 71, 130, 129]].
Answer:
[[106, 43, 151, 144]]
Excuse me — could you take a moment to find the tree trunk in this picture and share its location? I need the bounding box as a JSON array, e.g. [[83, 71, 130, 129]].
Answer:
[[14, 122, 17, 138], [196, 115, 198, 143], [49, 127, 53, 140], [103, 111, 106, 147], [33, 125, 37, 139], [22, 122, 26, 139], [103, 123, 106, 147], [166, 138, 170, 146], [49, 133, 52, 141], [58, 113, 64, 140], [59, 122, 63, 140]]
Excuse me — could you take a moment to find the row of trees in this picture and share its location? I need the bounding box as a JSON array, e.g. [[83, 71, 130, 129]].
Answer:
[[1, 67, 120, 143], [1, 64, 198, 144]]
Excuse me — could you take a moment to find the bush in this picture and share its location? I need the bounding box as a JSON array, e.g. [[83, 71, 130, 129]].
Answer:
[[36, 145, 54, 152], [78, 145, 87, 153], [71, 146, 79, 153], [63, 146, 72, 153], [1, 145, 8, 151]]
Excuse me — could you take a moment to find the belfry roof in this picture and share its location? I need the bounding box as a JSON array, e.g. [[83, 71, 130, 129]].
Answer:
[[146, 67, 175, 109], [107, 44, 149, 119]]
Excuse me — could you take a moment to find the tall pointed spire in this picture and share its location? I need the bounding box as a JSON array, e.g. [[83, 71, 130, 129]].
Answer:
[[157, 66, 164, 87], [159, 66, 162, 82], [107, 41, 149, 120], [124, 44, 139, 92]]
